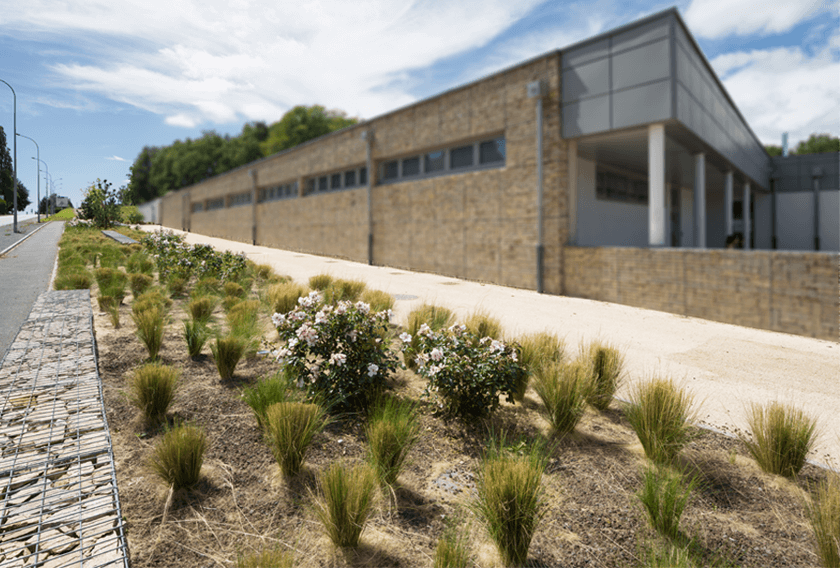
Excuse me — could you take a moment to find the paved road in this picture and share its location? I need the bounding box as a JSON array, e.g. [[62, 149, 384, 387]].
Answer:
[[0, 218, 42, 254], [0, 213, 39, 227], [0, 221, 64, 361]]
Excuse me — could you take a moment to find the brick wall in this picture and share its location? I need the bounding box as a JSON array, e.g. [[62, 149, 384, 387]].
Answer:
[[564, 246, 839, 341]]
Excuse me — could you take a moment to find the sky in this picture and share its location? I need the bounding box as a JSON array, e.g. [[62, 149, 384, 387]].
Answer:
[[0, 0, 837, 212]]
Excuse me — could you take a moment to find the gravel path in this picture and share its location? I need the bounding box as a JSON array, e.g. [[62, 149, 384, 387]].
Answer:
[[140, 227, 840, 467], [0, 222, 63, 362]]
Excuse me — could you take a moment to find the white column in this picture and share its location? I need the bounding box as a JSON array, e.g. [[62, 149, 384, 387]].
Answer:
[[724, 171, 734, 238], [743, 182, 751, 250], [568, 140, 578, 244], [694, 152, 706, 248], [648, 124, 666, 246]]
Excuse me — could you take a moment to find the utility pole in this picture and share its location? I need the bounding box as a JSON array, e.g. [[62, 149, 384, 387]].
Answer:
[[1, 78, 18, 232], [19, 134, 40, 222]]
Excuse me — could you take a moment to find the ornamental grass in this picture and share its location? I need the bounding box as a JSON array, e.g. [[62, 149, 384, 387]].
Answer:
[[126, 251, 155, 275], [54, 269, 93, 290], [235, 548, 294, 568], [365, 396, 420, 486], [133, 305, 166, 360], [637, 463, 697, 541], [149, 423, 206, 491], [242, 370, 297, 430], [264, 402, 326, 476], [532, 359, 589, 435], [741, 401, 817, 477], [224, 281, 245, 298], [323, 278, 367, 304], [361, 289, 395, 312], [806, 472, 840, 568], [211, 335, 247, 380], [188, 295, 216, 323], [314, 461, 378, 548], [433, 529, 470, 568], [129, 272, 153, 298], [308, 273, 333, 290], [464, 309, 503, 341], [625, 377, 698, 464], [265, 281, 308, 315], [583, 340, 625, 411], [404, 304, 455, 370], [514, 331, 565, 401], [183, 320, 210, 359], [129, 362, 179, 426]]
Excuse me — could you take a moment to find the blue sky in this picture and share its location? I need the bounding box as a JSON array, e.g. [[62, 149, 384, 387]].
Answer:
[[1, 0, 837, 212]]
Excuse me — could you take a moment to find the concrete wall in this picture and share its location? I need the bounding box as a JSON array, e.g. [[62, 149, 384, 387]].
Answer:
[[564, 246, 839, 341], [575, 157, 648, 246], [136, 198, 160, 224]]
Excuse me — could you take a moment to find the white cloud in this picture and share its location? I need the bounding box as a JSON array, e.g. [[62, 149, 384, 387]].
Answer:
[[685, 0, 826, 39], [711, 46, 840, 146], [105, 155, 127, 161], [5, 0, 540, 127]]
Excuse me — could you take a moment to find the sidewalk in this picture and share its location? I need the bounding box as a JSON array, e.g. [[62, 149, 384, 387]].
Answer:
[[140, 226, 840, 466]]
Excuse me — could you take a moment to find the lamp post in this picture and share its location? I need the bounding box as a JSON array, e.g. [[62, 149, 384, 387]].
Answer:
[[0, 78, 18, 232], [34, 157, 48, 216], [18, 134, 40, 222]]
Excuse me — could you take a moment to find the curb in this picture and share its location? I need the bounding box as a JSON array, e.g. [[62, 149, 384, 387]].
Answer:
[[0, 220, 52, 257]]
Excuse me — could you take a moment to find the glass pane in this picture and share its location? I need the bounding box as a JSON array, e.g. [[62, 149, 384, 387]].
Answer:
[[307, 179, 316, 194], [331, 173, 342, 189], [450, 145, 473, 169], [344, 170, 356, 187], [359, 167, 367, 185], [402, 156, 420, 176], [425, 151, 444, 172], [319, 176, 328, 191], [479, 138, 506, 164], [383, 161, 398, 180]]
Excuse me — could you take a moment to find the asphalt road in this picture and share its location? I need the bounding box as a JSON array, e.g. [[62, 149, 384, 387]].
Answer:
[[0, 221, 64, 361]]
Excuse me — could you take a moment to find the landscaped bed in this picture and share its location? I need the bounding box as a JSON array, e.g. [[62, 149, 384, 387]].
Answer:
[[55, 223, 837, 567]]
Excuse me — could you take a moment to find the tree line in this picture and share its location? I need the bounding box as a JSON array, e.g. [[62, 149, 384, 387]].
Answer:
[[764, 133, 839, 157], [0, 126, 30, 214], [124, 105, 358, 205]]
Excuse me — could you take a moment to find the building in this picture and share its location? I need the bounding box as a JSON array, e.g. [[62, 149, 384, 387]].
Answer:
[[141, 7, 839, 341]]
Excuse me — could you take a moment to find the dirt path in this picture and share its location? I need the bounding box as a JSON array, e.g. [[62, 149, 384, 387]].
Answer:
[[137, 227, 840, 467]]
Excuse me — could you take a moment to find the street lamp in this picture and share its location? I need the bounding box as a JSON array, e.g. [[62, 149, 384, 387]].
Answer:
[[18, 133, 40, 222], [33, 157, 48, 216], [0, 78, 18, 232]]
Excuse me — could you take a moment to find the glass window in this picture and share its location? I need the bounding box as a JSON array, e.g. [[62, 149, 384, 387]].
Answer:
[[450, 145, 474, 169], [344, 170, 356, 187], [359, 167, 367, 185], [402, 156, 420, 177], [192, 202, 204, 213], [425, 151, 444, 173], [318, 176, 328, 191], [383, 161, 398, 180], [307, 179, 316, 195], [207, 197, 224, 210], [479, 138, 506, 164], [331, 173, 342, 190], [596, 169, 647, 204]]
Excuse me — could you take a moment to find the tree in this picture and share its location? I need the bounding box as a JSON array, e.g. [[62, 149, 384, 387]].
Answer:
[[0, 126, 30, 211], [794, 134, 839, 155], [78, 179, 120, 228], [126, 146, 160, 205], [260, 105, 358, 156]]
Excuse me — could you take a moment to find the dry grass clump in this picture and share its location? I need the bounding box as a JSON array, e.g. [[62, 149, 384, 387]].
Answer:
[[54, 269, 93, 290], [365, 396, 420, 486], [211, 335, 247, 380], [188, 295, 216, 323], [129, 273, 153, 298], [133, 306, 166, 360], [95, 267, 127, 302], [308, 273, 333, 290], [265, 281, 308, 315], [149, 423, 206, 491], [126, 251, 155, 274], [194, 277, 220, 296], [472, 435, 547, 567], [241, 371, 297, 429], [433, 529, 470, 568], [361, 289, 395, 312], [224, 281, 246, 298], [637, 463, 697, 541], [235, 548, 294, 568], [464, 309, 502, 340], [741, 401, 817, 478], [806, 472, 840, 568], [265, 402, 327, 476], [514, 331, 565, 401], [183, 320, 210, 359], [532, 360, 589, 435], [314, 461, 379, 548], [582, 340, 625, 411], [625, 377, 697, 464], [404, 304, 455, 369], [128, 362, 179, 426], [133, 287, 171, 316], [323, 278, 367, 304]]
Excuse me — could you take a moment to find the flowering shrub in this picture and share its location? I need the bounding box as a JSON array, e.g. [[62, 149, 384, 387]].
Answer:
[[401, 324, 527, 418], [272, 291, 398, 411], [141, 231, 247, 282]]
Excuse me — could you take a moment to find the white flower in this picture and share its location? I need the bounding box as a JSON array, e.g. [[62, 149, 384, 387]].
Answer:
[[511, 351, 518, 362], [490, 340, 504, 353], [355, 301, 370, 314], [419, 323, 432, 336], [329, 353, 347, 366], [315, 310, 328, 324], [414, 353, 428, 367], [348, 329, 358, 342], [271, 312, 286, 327], [288, 337, 299, 349], [296, 323, 319, 346], [399, 332, 412, 343], [428, 364, 441, 376], [335, 302, 348, 315], [367, 363, 379, 377], [430, 348, 443, 361]]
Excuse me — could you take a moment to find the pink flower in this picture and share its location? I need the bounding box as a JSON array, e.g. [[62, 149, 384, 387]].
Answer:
[[329, 353, 347, 366]]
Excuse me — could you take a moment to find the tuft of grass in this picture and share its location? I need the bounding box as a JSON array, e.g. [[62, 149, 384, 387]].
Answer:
[[148, 423, 206, 490], [472, 434, 548, 568], [167, 274, 188, 297], [129, 273, 153, 298], [637, 463, 696, 541], [308, 273, 333, 290], [361, 289, 395, 312], [404, 304, 455, 369], [126, 251, 155, 275], [514, 332, 565, 401], [227, 299, 262, 356], [188, 295, 217, 323], [236, 548, 294, 568], [532, 360, 589, 435], [464, 309, 503, 340], [625, 377, 698, 464], [194, 277, 221, 296], [129, 362, 179, 426], [323, 278, 367, 304], [54, 270, 93, 290], [94, 267, 127, 302], [224, 281, 245, 298], [211, 335, 247, 380], [265, 281, 308, 314], [105, 299, 121, 329], [314, 461, 378, 548], [242, 371, 297, 430], [806, 473, 840, 568], [741, 401, 817, 478], [132, 287, 171, 316], [433, 528, 470, 568], [183, 320, 209, 359], [640, 541, 698, 568], [265, 402, 326, 476], [365, 396, 421, 486], [133, 306, 166, 360], [583, 340, 625, 411], [253, 263, 278, 282]]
